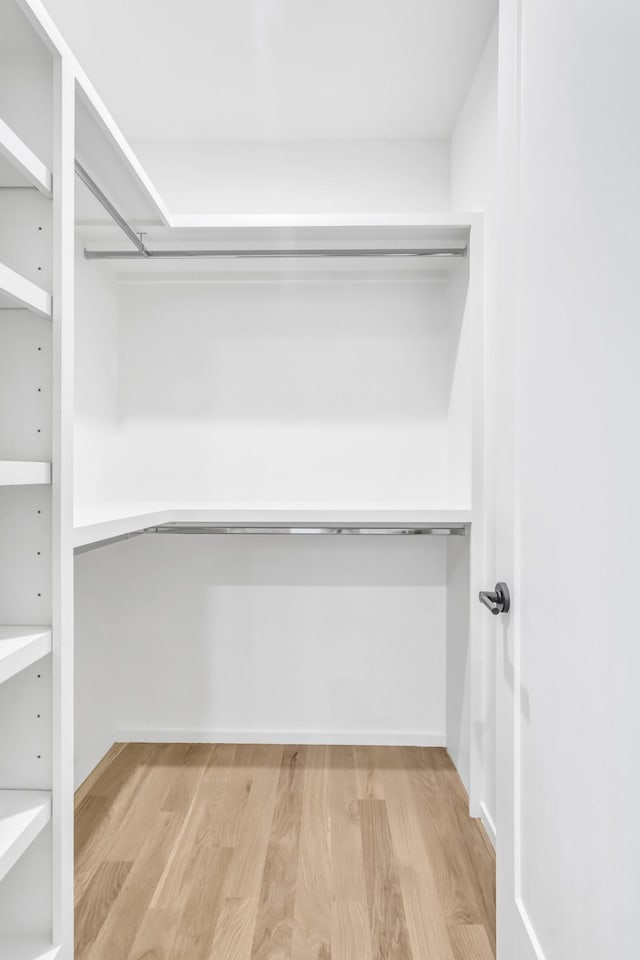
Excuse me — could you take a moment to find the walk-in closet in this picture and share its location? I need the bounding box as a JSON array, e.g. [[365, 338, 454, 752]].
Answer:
[[1, 1, 500, 957]]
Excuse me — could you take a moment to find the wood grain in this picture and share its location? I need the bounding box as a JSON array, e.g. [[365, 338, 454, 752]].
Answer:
[[329, 745, 366, 902], [360, 798, 413, 960], [293, 745, 331, 960], [75, 743, 126, 809], [75, 744, 495, 960], [250, 746, 305, 959], [331, 901, 373, 960], [448, 925, 495, 960]]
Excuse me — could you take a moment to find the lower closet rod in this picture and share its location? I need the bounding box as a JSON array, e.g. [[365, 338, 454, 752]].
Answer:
[[145, 525, 466, 536]]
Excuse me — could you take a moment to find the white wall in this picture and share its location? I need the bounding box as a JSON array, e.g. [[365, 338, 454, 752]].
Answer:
[[74, 241, 120, 506], [80, 532, 448, 749], [450, 19, 498, 836], [74, 545, 122, 788], [116, 277, 464, 506], [131, 139, 450, 214]]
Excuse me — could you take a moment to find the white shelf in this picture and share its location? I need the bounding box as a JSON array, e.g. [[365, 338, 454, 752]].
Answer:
[[0, 938, 60, 960], [0, 461, 51, 486], [0, 790, 51, 885], [0, 116, 52, 196], [0, 627, 51, 686], [0, 261, 51, 318], [73, 501, 473, 547]]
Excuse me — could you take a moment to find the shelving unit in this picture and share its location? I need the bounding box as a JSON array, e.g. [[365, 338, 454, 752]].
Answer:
[[0, 1, 73, 957], [0, 627, 51, 686], [0, 790, 51, 885], [0, 462, 51, 486]]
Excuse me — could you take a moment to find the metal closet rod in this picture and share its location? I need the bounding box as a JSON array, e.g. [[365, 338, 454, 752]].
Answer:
[[73, 524, 467, 553], [146, 525, 466, 536], [75, 160, 468, 261]]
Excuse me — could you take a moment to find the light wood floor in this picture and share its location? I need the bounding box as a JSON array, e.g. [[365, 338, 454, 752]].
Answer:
[[75, 743, 495, 960]]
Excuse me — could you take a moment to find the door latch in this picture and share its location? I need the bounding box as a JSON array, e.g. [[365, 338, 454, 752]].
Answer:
[[479, 582, 511, 615]]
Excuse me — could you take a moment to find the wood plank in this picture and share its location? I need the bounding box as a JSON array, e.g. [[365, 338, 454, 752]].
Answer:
[[329, 745, 366, 902], [448, 925, 495, 960], [208, 898, 258, 960], [353, 745, 385, 800], [74, 743, 126, 809], [371, 747, 454, 960], [223, 744, 283, 900], [108, 744, 193, 861], [126, 908, 181, 960], [330, 901, 373, 960], [168, 846, 232, 960], [75, 860, 132, 959], [360, 798, 412, 960], [152, 743, 237, 910], [161, 742, 214, 813], [404, 748, 489, 929], [251, 747, 305, 960], [88, 810, 184, 960], [82, 742, 154, 803], [293, 745, 331, 960]]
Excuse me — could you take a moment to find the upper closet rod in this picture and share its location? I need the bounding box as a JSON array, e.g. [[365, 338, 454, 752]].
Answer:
[[74, 161, 467, 261], [83, 247, 466, 260], [75, 161, 149, 256]]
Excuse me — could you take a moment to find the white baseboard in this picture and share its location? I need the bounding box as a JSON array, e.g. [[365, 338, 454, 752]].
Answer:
[[115, 728, 447, 747], [480, 800, 497, 848]]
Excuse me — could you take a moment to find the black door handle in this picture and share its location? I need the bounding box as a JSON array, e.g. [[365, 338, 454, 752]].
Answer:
[[479, 582, 511, 615]]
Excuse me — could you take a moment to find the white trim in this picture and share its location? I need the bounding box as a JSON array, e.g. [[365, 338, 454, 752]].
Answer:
[[116, 728, 447, 747], [0, 260, 51, 318], [480, 800, 497, 849], [516, 898, 548, 960], [0, 627, 51, 686], [51, 54, 75, 956], [0, 116, 52, 195]]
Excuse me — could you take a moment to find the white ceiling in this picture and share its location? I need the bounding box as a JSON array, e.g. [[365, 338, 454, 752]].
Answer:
[[42, 0, 497, 142]]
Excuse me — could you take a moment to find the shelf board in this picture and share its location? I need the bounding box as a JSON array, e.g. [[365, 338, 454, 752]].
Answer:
[[0, 461, 51, 486], [0, 938, 60, 960], [0, 261, 51, 318], [0, 790, 51, 885], [0, 116, 52, 195], [0, 627, 51, 686], [74, 501, 473, 548]]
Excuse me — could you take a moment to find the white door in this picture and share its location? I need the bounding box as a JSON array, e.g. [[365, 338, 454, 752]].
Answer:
[[493, 2, 640, 958]]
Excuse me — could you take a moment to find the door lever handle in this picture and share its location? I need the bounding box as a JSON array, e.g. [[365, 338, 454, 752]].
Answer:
[[479, 582, 511, 615]]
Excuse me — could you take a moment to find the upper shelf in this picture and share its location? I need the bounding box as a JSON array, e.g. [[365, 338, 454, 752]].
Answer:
[[74, 502, 473, 547], [0, 116, 52, 196], [0, 260, 51, 317]]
